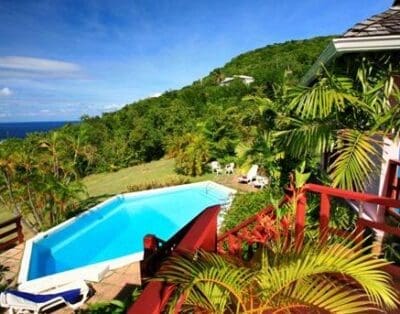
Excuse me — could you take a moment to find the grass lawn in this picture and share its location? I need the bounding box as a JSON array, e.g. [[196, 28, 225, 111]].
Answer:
[[82, 158, 255, 199], [0, 158, 255, 228]]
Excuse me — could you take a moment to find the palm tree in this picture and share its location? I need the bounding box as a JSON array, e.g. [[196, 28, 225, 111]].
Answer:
[[155, 237, 399, 313], [0, 142, 22, 216], [169, 133, 211, 176], [273, 60, 400, 191]]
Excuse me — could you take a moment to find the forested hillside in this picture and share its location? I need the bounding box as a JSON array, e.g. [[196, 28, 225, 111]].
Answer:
[[74, 36, 332, 173], [0, 36, 333, 230]]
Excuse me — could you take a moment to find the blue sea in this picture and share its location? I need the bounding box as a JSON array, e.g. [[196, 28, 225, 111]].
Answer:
[[0, 121, 78, 140]]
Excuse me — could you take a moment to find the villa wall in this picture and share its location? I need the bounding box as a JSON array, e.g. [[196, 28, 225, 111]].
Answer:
[[363, 136, 400, 221]]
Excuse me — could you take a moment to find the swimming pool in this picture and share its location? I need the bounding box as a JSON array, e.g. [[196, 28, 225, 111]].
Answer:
[[18, 181, 235, 291]]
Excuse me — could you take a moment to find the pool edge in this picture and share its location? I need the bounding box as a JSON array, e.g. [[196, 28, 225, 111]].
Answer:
[[18, 181, 236, 292]]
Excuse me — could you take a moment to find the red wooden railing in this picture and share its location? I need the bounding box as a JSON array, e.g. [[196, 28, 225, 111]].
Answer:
[[297, 183, 400, 277], [128, 205, 221, 314], [382, 159, 400, 220], [217, 205, 276, 256], [129, 178, 400, 311], [0, 215, 24, 251]]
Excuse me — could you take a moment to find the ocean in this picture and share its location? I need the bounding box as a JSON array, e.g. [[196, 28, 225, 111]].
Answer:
[[0, 121, 79, 140]]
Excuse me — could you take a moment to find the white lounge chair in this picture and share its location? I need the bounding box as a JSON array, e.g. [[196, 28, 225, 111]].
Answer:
[[0, 280, 90, 314], [253, 175, 269, 189], [238, 165, 258, 183], [210, 161, 222, 175], [225, 163, 235, 174]]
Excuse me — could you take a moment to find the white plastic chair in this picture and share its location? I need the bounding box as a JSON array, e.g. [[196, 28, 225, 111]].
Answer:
[[210, 161, 222, 175], [253, 176, 269, 188], [238, 165, 259, 183], [0, 280, 90, 314], [225, 163, 235, 174]]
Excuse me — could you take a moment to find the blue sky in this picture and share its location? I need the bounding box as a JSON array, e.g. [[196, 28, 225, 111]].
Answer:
[[0, 0, 393, 122]]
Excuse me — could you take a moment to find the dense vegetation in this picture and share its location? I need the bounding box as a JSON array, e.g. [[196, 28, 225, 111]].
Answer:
[[1, 36, 399, 233], [0, 36, 332, 229]]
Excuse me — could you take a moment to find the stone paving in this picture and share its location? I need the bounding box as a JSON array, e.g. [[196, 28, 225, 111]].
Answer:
[[0, 244, 142, 313]]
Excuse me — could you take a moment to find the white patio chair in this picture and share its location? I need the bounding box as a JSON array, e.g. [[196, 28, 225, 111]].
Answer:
[[225, 162, 235, 174], [253, 175, 269, 189], [210, 161, 222, 175]]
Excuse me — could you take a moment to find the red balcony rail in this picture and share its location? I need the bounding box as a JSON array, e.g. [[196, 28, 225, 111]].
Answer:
[[0, 215, 24, 251], [217, 205, 275, 256], [128, 205, 221, 314], [382, 159, 400, 220], [130, 180, 400, 312], [297, 183, 400, 277]]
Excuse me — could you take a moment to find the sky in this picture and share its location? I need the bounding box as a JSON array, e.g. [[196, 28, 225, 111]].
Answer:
[[0, 0, 393, 122]]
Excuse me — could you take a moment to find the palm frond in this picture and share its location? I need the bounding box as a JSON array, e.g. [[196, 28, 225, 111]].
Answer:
[[257, 238, 398, 312], [274, 117, 335, 157], [328, 130, 381, 191], [287, 77, 358, 119], [154, 251, 254, 313]]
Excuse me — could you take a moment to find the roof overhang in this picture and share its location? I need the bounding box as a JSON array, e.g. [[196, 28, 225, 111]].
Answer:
[[301, 35, 400, 86]]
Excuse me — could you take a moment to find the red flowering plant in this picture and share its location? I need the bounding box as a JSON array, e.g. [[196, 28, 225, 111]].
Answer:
[[218, 162, 310, 259]]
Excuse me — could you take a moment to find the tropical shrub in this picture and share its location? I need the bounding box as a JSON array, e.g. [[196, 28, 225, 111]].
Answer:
[[156, 237, 399, 313], [168, 133, 210, 176], [126, 175, 191, 192], [274, 56, 400, 191], [221, 187, 281, 231], [79, 287, 142, 314], [0, 134, 87, 231]]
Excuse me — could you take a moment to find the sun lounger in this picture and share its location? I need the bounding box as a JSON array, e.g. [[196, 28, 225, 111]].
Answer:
[[0, 280, 89, 313], [238, 165, 258, 183]]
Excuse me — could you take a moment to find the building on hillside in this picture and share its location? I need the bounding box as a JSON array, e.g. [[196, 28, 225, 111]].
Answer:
[[302, 0, 400, 222], [220, 75, 255, 86]]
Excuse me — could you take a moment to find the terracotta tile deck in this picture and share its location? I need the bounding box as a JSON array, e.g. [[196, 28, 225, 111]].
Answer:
[[0, 244, 142, 313]]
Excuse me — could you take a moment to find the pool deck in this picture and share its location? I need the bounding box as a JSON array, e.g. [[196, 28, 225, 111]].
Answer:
[[0, 243, 141, 313]]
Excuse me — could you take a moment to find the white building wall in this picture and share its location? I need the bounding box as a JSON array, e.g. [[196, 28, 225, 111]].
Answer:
[[362, 136, 400, 221]]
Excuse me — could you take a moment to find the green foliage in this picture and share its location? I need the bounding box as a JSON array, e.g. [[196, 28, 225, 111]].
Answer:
[[221, 187, 281, 231], [126, 175, 192, 192], [0, 132, 87, 231], [273, 54, 400, 191], [80, 287, 142, 314], [170, 133, 210, 176], [156, 237, 398, 313], [83, 300, 126, 314], [2, 36, 330, 179]]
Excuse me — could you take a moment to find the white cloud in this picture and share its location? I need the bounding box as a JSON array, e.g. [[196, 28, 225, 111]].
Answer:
[[0, 56, 82, 80], [0, 87, 12, 96], [0, 56, 80, 73]]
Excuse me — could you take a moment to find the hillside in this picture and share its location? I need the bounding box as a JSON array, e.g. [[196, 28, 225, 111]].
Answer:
[[0, 36, 333, 231], [72, 36, 332, 173], [2, 36, 333, 177], [205, 36, 332, 86]]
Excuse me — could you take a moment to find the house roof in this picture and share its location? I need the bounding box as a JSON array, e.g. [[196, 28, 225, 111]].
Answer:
[[301, 1, 400, 85], [343, 4, 400, 38]]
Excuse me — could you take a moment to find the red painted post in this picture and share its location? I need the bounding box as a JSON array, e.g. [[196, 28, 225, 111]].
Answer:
[[319, 193, 330, 243], [128, 206, 221, 314], [295, 192, 307, 250]]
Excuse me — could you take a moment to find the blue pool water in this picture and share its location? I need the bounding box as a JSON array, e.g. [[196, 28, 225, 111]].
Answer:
[[27, 184, 231, 280]]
